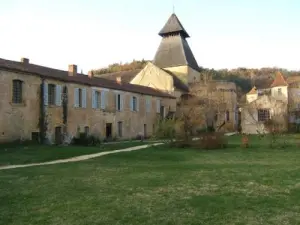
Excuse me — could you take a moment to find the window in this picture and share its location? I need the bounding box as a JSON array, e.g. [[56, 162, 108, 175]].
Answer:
[[225, 110, 230, 122], [44, 83, 61, 106], [117, 121, 123, 137], [131, 96, 138, 111], [74, 88, 86, 108], [92, 89, 104, 109], [116, 93, 121, 111], [146, 96, 151, 113], [258, 109, 270, 122], [92, 90, 101, 109], [78, 88, 82, 107], [84, 126, 89, 135], [12, 79, 23, 103], [95, 91, 101, 108], [156, 99, 161, 113], [48, 84, 56, 105], [278, 88, 282, 96]]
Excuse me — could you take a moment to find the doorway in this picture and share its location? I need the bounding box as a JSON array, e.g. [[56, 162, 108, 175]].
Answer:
[[55, 126, 62, 145], [106, 123, 112, 139], [160, 106, 165, 118]]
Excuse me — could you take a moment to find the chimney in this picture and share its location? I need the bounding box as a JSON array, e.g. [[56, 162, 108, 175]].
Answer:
[[116, 76, 121, 84], [68, 64, 77, 76], [21, 58, 29, 64], [88, 70, 94, 78]]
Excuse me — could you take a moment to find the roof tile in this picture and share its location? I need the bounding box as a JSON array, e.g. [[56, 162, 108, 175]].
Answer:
[[0, 58, 175, 99]]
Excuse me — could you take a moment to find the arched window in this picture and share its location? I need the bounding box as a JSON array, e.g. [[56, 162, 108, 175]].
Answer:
[[12, 79, 23, 103]]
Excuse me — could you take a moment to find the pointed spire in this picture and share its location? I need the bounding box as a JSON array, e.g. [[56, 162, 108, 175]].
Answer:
[[270, 72, 288, 88], [158, 13, 190, 38]]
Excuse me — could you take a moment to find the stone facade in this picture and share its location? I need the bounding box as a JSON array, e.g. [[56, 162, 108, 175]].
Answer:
[[0, 61, 176, 143], [241, 72, 295, 134], [241, 95, 288, 134]]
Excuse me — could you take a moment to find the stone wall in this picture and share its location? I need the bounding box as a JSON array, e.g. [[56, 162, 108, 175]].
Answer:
[[0, 70, 176, 143]]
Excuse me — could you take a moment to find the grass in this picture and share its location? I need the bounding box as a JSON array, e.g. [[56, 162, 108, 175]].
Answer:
[[1, 135, 300, 224], [0, 141, 156, 166]]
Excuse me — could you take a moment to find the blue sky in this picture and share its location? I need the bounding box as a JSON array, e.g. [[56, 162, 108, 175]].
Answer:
[[1, 0, 300, 72]]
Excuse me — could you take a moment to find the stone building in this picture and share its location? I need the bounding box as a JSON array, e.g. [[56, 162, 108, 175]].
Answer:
[[99, 13, 238, 131], [241, 72, 300, 134], [0, 58, 176, 143]]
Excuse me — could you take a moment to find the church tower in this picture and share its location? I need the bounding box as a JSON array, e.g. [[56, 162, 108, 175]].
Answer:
[[153, 13, 201, 84]]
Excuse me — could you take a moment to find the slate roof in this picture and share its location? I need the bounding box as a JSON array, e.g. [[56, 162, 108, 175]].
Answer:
[[158, 13, 190, 38], [161, 69, 189, 92], [95, 66, 189, 93], [153, 35, 200, 71], [0, 58, 175, 99], [95, 69, 142, 83]]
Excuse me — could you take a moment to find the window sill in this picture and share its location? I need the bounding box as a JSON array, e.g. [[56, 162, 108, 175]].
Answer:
[[10, 102, 26, 107], [47, 104, 61, 108]]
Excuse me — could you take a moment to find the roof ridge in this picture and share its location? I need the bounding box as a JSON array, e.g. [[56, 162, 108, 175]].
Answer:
[[0, 57, 175, 99]]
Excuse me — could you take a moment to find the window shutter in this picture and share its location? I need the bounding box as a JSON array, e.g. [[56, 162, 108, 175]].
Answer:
[[101, 90, 106, 109], [74, 88, 79, 107], [82, 88, 87, 108], [120, 94, 124, 111], [156, 99, 160, 113], [55, 85, 62, 106], [136, 97, 139, 111], [130, 96, 133, 111], [146, 97, 151, 112], [92, 89, 96, 109], [43, 82, 48, 106]]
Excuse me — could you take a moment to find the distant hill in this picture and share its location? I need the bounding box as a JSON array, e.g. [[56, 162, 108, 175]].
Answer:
[[92, 59, 300, 98], [92, 59, 151, 75], [201, 67, 300, 97]]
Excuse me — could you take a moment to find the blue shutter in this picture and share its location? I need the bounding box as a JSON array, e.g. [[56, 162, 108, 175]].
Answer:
[[130, 96, 133, 111], [120, 94, 124, 111], [82, 88, 87, 108], [74, 88, 79, 107], [43, 82, 48, 106], [101, 90, 106, 109], [92, 89, 96, 109], [55, 85, 62, 106], [136, 97, 139, 111]]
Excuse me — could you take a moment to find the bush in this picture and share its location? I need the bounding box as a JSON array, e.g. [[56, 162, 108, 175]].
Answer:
[[153, 119, 176, 142], [195, 132, 227, 149], [72, 133, 101, 146]]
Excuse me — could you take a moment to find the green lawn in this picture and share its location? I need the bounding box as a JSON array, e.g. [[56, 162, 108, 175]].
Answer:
[[1, 135, 300, 224], [0, 141, 155, 166]]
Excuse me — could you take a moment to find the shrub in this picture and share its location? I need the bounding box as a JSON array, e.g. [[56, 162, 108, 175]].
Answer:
[[195, 132, 227, 149], [153, 119, 176, 142], [72, 133, 101, 146]]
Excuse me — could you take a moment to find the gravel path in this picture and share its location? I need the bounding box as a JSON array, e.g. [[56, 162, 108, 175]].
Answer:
[[0, 143, 163, 171]]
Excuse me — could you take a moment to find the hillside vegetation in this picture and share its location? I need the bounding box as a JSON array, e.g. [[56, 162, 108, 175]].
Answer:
[[92, 60, 300, 96]]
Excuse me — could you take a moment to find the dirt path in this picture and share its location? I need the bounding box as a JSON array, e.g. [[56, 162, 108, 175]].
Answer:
[[0, 143, 163, 171]]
